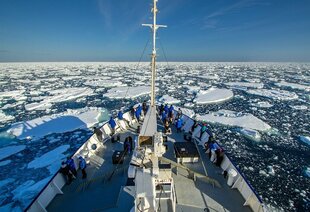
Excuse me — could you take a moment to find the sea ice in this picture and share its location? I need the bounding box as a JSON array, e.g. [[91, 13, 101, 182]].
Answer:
[[290, 105, 308, 110], [197, 110, 271, 131], [250, 101, 273, 108], [7, 107, 108, 140], [0, 111, 14, 123], [304, 167, 310, 178], [27, 145, 70, 169], [0, 159, 11, 166], [158, 95, 181, 104], [84, 79, 124, 87], [275, 81, 310, 91], [103, 86, 150, 99], [12, 176, 51, 208], [299, 136, 310, 146], [225, 82, 264, 90], [0, 145, 26, 161], [247, 89, 298, 100], [174, 106, 195, 118], [194, 87, 233, 104]]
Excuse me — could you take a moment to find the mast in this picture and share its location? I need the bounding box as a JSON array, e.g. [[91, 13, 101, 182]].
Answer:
[[142, 0, 166, 107]]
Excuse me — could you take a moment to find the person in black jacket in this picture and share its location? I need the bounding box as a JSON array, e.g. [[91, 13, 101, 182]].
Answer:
[[60, 162, 73, 184]]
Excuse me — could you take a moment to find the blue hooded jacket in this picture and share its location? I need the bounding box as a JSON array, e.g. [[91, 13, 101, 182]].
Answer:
[[79, 157, 86, 169], [66, 158, 76, 170], [162, 112, 167, 122], [118, 111, 123, 120], [109, 117, 116, 129], [176, 118, 183, 129]]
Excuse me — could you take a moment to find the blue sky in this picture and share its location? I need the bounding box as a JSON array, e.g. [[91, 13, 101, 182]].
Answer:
[[0, 0, 310, 62]]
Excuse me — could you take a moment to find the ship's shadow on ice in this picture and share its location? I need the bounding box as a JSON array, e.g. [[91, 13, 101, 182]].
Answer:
[[8, 116, 88, 140]]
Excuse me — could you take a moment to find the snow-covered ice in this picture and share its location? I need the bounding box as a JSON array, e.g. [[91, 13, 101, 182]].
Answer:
[[158, 95, 181, 104], [275, 81, 310, 91], [197, 110, 271, 131], [247, 89, 298, 100], [225, 82, 264, 90], [27, 145, 70, 170], [299, 136, 310, 146], [103, 86, 150, 99], [174, 106, 195, 118], [194, 87, 233, 104], [24, 87, 94, 111], [7, 107, 108, 140], [0, 159, 11, 166], [250, 101, 273, 108], [12, 176, 51, 208], [0, 145, 26, 161], [0, 111, 14, 123]]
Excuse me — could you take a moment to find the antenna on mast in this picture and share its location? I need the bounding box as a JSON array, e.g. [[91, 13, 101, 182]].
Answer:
[[142, 0, 167, 107]]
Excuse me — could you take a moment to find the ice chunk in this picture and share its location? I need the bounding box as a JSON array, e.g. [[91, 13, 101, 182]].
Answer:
[[12, 176, 51, 208], [174, 106, 195, 118], [267, 166, 275, 176], [247, 89, 298, 100], [304, 167, 310, 178], [0, 159, 11, 166], [225, 82, 264, 90], [250, 101, 273, 108], [0, 110, 14, 123], [7, 107, 108, 140], [158, 95, 181, 104], [0, 145, 26, 160], [24, 102, 53, 111], [194, 87, 233, 104], [239, 128, 261, 141], [299, 136, 310, 146], [103, 86, 150, 99], [197, 110, 271, 131], [84, 79, 124, 87], [290, 105, 308, 110], [275, 81, 310, 91], [28, 145, 70, 169]]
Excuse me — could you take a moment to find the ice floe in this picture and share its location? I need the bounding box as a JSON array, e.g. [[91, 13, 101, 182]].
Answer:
[[158, 95, 181, 104], [225, 82, 264, 90], [194, 87, 233, 104], [0, 145, 26, 161], [7, 107, 108, 140], [250, 101, 273, 108], [0, 110, 14, 123], [238, 128, 261, 141], [0, 159, 11, 166], [84, 79, 124, 87], [299, 136, 310, 146], [197, 110, 271, 131], [174, 106, 195, 118], [290, 105, 308, 110], [275, 81, 310, 91], [247, 89, 298, 100], [12, 176, 51, 208], [103, 86, 150, 99], [304, 167, 310, 178], [28, 145, 70, 170]]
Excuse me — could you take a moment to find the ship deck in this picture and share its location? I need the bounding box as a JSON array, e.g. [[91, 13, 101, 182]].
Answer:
[[47, 118, 252, 212]]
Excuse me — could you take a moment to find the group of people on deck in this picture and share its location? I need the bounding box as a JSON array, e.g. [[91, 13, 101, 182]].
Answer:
[[159, 104, 183, 134], [60, 155, 87, 184]]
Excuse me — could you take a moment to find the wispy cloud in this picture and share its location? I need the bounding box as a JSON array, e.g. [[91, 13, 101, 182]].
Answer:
[[97, 0, 112, 28], [201, 0, 269, 30]]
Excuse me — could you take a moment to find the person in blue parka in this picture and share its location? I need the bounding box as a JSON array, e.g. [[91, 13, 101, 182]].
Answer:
[[109, 116, 116, 135], [78, 156, 87, 179], [66, 157, 77, 176], [176, 118, 183, 133]]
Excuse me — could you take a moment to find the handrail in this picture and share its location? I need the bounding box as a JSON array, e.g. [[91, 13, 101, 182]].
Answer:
[[180, 112, 264, 205], [23, 115, 113, 211]]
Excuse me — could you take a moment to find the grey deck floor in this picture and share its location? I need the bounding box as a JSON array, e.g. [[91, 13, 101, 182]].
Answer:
[[159, 122, 252, 212], [47, 131, 136, 212]]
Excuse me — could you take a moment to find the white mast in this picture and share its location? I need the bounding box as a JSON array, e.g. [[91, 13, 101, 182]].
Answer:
[[142, 0, 166, 107]]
